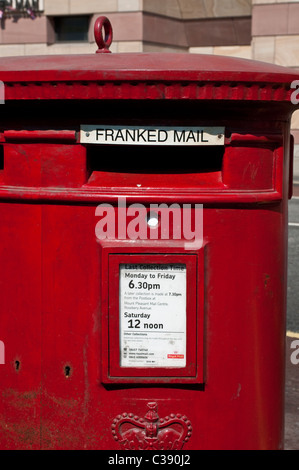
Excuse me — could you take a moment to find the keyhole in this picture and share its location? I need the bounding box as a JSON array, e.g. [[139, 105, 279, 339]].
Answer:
[[15, 360, 20, 371], [64, 365, 71, 377]]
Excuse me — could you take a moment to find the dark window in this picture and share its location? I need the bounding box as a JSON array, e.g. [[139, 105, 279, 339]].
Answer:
[[54, 16, 89, 42]]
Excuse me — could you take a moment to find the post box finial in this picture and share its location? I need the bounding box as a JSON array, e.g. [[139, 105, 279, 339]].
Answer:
[[94, 16, 113, 53]]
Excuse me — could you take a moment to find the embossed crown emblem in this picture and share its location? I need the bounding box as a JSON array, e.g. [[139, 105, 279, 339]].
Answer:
[[111, 401, 192, 450]]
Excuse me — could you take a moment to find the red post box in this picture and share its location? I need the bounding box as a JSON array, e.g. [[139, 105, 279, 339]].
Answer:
[[0, 17, 298, 450]]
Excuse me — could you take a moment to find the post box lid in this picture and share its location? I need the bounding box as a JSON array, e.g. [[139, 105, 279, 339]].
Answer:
[[0, 15, 298, 103]]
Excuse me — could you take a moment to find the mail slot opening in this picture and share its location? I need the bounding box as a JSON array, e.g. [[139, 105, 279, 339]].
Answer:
[[86, 144, 224, 189]]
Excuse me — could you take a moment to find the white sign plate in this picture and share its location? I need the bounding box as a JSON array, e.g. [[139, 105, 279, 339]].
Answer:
[[119, 264, 187, 368], [80, 125, 224, 146]]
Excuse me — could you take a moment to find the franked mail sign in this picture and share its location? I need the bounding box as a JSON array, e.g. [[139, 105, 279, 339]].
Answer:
[[80, 125, 225, 146], [119, 263, 187, 368]]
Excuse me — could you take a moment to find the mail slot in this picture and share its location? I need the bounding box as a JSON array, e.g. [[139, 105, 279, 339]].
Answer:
[[0, 16, 298, 450]]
